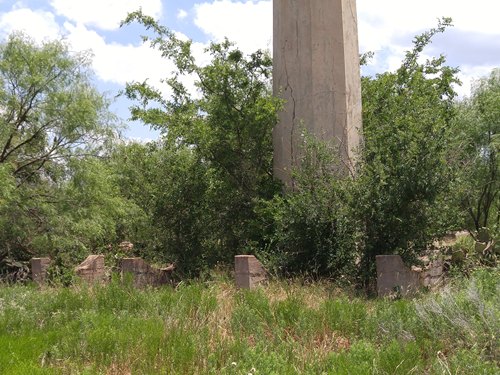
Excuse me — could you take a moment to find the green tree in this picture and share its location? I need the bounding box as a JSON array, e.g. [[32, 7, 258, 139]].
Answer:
[[356, 18, 461, 282], [0, 33, 119, 274], [264, 19, 464, 283], [107, 141, 209, 272], [453, 69, 499, 236], [0, 33, 114, 183], [120, 12, 281, 274]]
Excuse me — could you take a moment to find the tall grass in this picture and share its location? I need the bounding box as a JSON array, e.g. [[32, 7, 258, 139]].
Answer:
[[0, 269, 498, 374]]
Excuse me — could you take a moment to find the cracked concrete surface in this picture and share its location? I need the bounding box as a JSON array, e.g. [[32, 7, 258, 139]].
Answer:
[[273, 0, 362, 187]]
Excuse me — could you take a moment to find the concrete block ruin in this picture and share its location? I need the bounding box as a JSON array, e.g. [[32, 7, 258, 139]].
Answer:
[[376, 255, 445, 297], [75, 255, 106, 284], [235, 255, 267, 289], [413, 254, 444, 289], [376, 255, 419, 297], [273, 0, 362, 186], [120, 257, 174, 288], [31, 257, 51, 285]]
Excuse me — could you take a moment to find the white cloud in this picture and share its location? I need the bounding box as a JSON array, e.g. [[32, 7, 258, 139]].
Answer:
[[63, 22, 205, 100], [63, 21, 173, 88], [177, 9, 188, 20], [357, 0, 500, 53], [0, 3, 170, 89], [456, 65, 497, 98], [355, 0, 500, 94], [0, 4, 200, 99], [190, 0, 499, 96], [359, 0, 500, 37], [2, 0, 498, 102], [0, 7, 60, 41], [50, 0, 163, 30], [194, 0, 272, 54]]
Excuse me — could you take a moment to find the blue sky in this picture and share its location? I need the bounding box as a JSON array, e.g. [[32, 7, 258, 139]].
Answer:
[[1, 0, 500, 140]]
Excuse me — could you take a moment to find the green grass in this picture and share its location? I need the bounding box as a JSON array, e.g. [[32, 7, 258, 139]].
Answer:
[[0, 269, 498, 374]]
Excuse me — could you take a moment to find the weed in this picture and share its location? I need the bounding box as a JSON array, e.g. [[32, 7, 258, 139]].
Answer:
[[0, 270, 498, 373]]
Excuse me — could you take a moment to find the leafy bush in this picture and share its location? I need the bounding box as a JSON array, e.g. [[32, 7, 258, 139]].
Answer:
[[449, 233, 498, 276], [120, 11, 282, 275], [262, 20, 463, 284], [259, 132, 359, 279], [355, 18, 462, 283], [453, 69, 500, 235]]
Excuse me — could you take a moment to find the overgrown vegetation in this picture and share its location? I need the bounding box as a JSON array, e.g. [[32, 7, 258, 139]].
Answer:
[[0, 19, 498, 373], [0, 33, 134, 280], [0, 269, 498, 374], [453, 69, 500, 236], [0, 15, 498, 284], [356, 19, 461, 281]]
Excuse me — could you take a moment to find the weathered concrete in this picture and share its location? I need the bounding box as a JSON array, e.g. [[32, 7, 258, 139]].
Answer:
[[414, 255, 444, 289], [376, 254, 447, 297], [273, 0, 362, 186], [376, 255, 420, 297], [121, 257, 173, 288], [31, 257, 51, 285], [235, 255, 267, 289], [75, 255, 106, 284]]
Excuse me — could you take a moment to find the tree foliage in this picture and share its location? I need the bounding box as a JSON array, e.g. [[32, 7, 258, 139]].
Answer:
[[259, 132, 359, 279], [354, 19, 462, 281], [1, 17, 497, 286], [0, 33, 123, 275], [263, 18, 465, 282], [0, 33, 113, 183], [453, 69, 499, 235], [120, 11, 281, 275]]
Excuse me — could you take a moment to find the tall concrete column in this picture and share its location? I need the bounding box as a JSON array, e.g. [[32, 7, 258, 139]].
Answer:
[[273, 0, 362, 187]]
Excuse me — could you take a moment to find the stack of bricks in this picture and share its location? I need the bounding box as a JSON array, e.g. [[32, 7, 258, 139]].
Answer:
[[414, 254, 444, 289]]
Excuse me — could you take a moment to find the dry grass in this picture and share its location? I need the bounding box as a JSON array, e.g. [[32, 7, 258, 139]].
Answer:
[[0, 269, 498, 374]]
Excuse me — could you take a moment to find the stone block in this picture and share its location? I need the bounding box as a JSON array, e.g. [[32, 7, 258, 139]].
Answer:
[[75, 255, 106, 283], [31, 257, 51, 285], [376, 255, 419, 297], [235, 255, 267, 289], [420, 273, 442, 288], [412, 254, 445, 290], [428, 262, 443, 278], [121, 257, 149, 288], [121, 257, 173, 288]]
